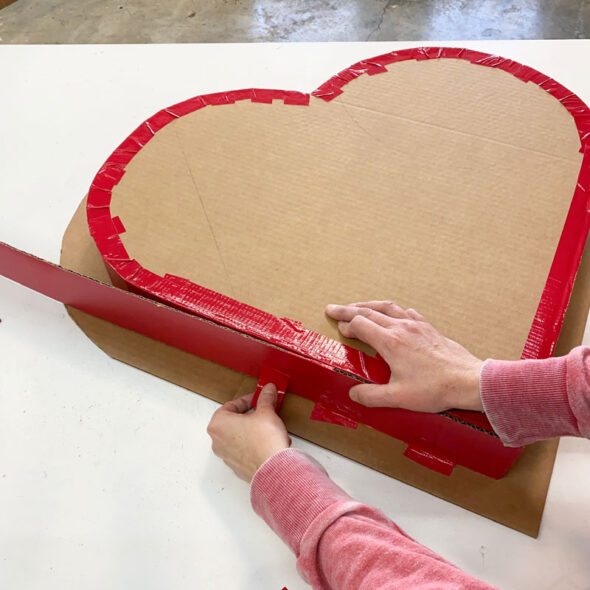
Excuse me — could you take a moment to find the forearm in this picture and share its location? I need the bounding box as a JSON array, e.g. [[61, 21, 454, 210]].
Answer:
[[481, 346, 590, 447], [251, 449, 494, 589]]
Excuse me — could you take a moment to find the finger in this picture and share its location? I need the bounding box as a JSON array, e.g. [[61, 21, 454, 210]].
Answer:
[[220, 392, 255, 414], [338, 315, 389, 351], [351, 301, 408, 319], [325, 304, 396, 328], [350, 382, 441, 412], [349, 383, 397, 408], [337, 320, 358, 339], [256, 383, 278, 412], [405, 307, 426, 321]]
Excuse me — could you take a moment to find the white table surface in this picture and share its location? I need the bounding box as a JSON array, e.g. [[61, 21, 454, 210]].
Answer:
[[1, 41, 589, 590]]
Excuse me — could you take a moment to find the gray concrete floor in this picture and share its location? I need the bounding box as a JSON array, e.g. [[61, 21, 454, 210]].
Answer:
[[0, 0, 587, 43]]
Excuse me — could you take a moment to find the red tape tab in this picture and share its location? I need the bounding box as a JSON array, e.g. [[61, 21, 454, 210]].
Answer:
[[252, 366, 289, 411], [310, 394, 359, 429], [111, 216, 126, 235], [404, 444, 455, 476]]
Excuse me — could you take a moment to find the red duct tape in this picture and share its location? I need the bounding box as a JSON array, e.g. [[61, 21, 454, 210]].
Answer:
[[111, 216, 126, 235], [403, 445, 455, 477], [310, 395, 359, 429], [252, 366, 289, 411]]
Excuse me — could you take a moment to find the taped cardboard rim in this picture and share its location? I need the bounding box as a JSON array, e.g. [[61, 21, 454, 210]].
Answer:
[[86, 46, 590, 433]]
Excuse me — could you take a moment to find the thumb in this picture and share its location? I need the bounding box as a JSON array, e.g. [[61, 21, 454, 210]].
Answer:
[[256, 383, 278, 412], [349, 383, 398, 408]]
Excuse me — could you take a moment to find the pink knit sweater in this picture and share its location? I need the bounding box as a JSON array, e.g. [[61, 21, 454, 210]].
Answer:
[[250, 346, 590, 589]]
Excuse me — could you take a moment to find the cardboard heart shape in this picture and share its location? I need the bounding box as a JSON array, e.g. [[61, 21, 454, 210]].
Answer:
[[88, 47, 589, 366], [64, 46, 590, 534], [87, 44, 588, 427]]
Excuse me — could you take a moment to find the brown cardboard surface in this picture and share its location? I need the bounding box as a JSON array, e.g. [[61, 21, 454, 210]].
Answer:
[[60, 57, 590, 537], [109, 59, 581, 362]]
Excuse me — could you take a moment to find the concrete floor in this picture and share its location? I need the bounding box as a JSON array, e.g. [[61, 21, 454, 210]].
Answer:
[[0, 0, 587, 43]]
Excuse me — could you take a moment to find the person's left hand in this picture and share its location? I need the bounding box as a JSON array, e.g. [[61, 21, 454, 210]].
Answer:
[[206, 383, 291, 482]]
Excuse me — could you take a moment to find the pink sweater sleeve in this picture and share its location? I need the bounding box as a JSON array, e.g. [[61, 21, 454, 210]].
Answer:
[[481, 345, 590, 446], [251, 448, 496, 589], [250, 347, 590, 588]]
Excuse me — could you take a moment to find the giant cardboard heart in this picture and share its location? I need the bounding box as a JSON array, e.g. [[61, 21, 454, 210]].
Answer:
[[90, 48, 587, 365], [63, 47, 590, 536]]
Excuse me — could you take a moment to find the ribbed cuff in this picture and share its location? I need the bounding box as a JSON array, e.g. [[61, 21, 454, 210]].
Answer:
[[481, 355, 579, 447], [250, 448, 351, 555], [565, 346, 590, 439]]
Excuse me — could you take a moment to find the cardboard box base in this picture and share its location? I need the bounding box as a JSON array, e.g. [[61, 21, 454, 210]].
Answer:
[[61, 197, 590, 537]]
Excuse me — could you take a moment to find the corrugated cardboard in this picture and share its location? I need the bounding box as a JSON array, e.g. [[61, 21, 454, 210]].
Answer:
[[61, 57, 589, 536], [108, 59, 582, 362]]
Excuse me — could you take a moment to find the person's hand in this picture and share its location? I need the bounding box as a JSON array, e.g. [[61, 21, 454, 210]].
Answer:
[[206, 384, 291, 482], [325, 301, 484, 412]]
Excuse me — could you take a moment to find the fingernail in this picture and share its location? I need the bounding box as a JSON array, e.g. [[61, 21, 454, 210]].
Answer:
[[349, 389, 358, 402], [262, 383, 277, 394]]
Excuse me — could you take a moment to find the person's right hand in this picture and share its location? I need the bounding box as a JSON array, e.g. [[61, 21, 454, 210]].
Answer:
[[325, 301, 484, 413], [207, 384, 291, 482]]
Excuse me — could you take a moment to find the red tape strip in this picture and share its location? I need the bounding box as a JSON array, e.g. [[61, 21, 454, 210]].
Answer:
[[403, 445, 455, 476], [310, 394, 358, 429], [0, 240, 523, 478], [252, 366, 289, 411]]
